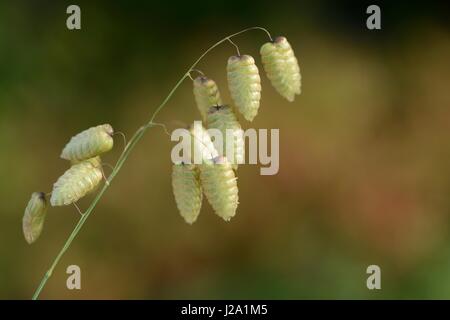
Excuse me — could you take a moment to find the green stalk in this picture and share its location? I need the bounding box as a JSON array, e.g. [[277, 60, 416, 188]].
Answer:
[[32, 27, 272, 300]]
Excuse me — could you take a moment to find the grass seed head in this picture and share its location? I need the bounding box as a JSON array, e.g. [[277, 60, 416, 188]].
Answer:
[[206, 105, 244, 170], [23, 192, 48, 244], [199, 156, 239, 221], [260, 36, 301, 102], [61, 124, 114, 162], [172, 163, 203, 224], [50, 157, 103, 206], [193, 76, 223, 121], [227, 55, 261, 122]]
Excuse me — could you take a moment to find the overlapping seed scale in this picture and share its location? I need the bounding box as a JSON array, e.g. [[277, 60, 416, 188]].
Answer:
[[71, 155, 102, 167], [172, 163, 203, 224], [199, 157, 238, 221], [61, 124, 114, 162], [50, 158, 103, 206], [23, 192, 48, 244], [260, 36, 301, 102], [227, 55, 261, 121], [193, 76, 223, 121], [189, 122, 219, 164], [206, 105, 244, 170]]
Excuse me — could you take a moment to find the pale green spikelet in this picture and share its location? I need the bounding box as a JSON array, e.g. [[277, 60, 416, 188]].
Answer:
[[193, 76, 223, 121], [206, 105, 244, 170], [199, 156, 239, 221], [50, 157, 103, 206], [172, 163, 203, 224], [61, 124, 114, 162], [23, 192, 48, 244], [189, 121, 218, 164], [227, 55, 261, 121], [260, 36, 301, 102]]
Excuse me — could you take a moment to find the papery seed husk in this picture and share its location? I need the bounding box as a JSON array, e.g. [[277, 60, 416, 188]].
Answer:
[[172, 163, 202, 224], [260, 36, 301, 102], [61, 124, 114, 162], [199, 156, 239, 221], [50, 157, 103, 206], [23, 192, 48, 244], [193, 76, 223, 121], [227, 55, 261, 122], [70, 155, 102, 167], [206, 105, 244, 170]]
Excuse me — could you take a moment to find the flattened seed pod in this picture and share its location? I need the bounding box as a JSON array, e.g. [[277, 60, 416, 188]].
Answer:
[[227, 55, 261, 122], [172, 163, 202, 224], [193, 76, 223, 121], [206, 105, 244, 170], [189, 122, 218, 164], [23, 192, 48, 244], [61, 124, 114, 162], [199, 156, 239, 221], [50, 157, 103, 206], [260, 36, 301, 102]]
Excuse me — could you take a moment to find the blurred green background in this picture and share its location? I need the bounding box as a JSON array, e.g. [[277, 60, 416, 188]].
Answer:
[[1, 0, 450, 299]]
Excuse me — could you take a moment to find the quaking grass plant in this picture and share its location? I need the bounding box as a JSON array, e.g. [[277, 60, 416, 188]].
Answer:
[[23, 27, 301, 299]]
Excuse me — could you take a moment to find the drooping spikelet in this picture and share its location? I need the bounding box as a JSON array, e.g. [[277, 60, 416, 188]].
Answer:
[[193, 76, 223, 121], [260, 36, 301, 102], [206, 105, 244, 170], [61, 124, 114, 162], [172, 163, 202, 224], [23, 192, 48, 244], [199, 156, 239, 221], [189, 121, 218, 164], [227, 55, 261, 121], [50, 156, 103, 206]]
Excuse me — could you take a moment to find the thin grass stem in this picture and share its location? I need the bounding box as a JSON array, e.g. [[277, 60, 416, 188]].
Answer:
[[32, 26, 271, 300]]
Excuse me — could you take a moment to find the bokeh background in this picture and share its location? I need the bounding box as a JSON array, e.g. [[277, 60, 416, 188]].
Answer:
[[1, 0, 450, 299]]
